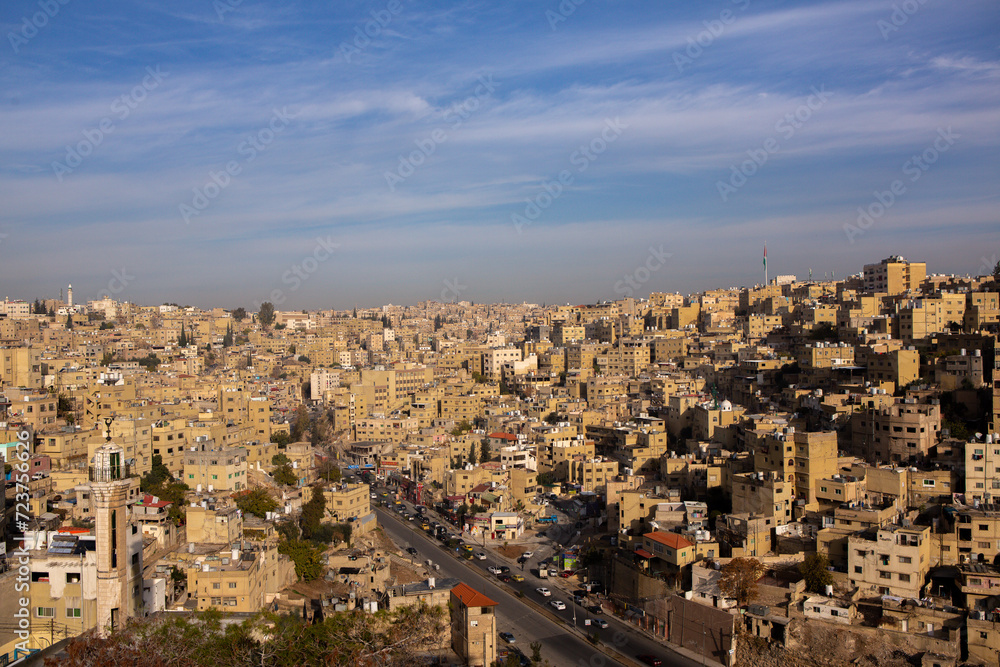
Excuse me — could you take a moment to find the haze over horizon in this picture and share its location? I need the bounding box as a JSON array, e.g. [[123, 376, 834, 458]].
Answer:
[[1, 0, 997, 310]]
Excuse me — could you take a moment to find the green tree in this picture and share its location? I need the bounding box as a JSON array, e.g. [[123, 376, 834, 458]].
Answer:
[[290, 405, 310, 441], [273, 464, 298, 486], [317, 459, 341, 483], [449, 420, 472, 436], [178, 325, 188, 347], [993, 259, 1000, 281], [799, 552, 834, 594], [65, 314, 74, 330], [234, 488, 279, 518], [300, 485, 326, 540], [433, 314, 442, 331], [258, 302, 275, 327], [278, 539, 325, 581], [479, 440, 491, 463], [222, 323, 233, 348], [141, 454, 173, 490], [468, 442, 478, 465], [544, 411, 560, 425], [270, 431, 290, 447], [530, 641, 543, 663], [231, 306, 246, 321]]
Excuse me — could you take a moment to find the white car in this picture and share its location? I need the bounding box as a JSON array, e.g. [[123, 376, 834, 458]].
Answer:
[[550, 600, 566, 611], [488, 566, 503, 575], [475, 552, 487, 560], [535, 587, 551, 597], [521, 551, 534, 559]]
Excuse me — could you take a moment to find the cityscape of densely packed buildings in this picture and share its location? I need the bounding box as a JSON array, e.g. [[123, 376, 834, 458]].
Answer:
[[1, 254, 999, 666]]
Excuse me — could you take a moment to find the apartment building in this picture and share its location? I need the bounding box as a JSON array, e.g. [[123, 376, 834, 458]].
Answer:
[[323, 482, 371, 522], [862, 256, 926, 295], [186, 504, 243, 543], [183, 439, 248, 492], [450, 583, 497, 667], [848, 525, 930, 599], [965, 435, 1000, 504], [850, 399, 941, 464], [565, 457, 619, 494], [183, 543, 295, 613], [731, 471, 794, 525]]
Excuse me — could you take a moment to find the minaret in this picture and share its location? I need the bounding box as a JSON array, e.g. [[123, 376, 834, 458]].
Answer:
[[90, 421, 136, 636], [67, 284, 73, 308]]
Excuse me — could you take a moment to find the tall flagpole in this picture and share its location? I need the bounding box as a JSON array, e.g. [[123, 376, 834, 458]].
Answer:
[[763, 241, 768, 286]]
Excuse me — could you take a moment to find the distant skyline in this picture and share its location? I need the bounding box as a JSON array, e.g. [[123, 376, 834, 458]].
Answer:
[[1, 1, 997, 310]]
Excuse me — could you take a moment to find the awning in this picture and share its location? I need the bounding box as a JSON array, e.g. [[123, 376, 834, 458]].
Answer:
[[634, 548, 653, 559]]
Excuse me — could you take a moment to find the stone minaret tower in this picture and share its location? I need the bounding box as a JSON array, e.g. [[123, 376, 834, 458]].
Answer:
[[67, 284, 73, 308], [90, 435, 135, 635]]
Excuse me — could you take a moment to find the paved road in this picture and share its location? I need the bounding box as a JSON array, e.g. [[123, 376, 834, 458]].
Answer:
[[376, 500, 703, 667]]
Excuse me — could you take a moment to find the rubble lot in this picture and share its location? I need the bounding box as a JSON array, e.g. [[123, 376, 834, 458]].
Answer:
[[497, 544, 526, 560], [740, 625, 963, 667]]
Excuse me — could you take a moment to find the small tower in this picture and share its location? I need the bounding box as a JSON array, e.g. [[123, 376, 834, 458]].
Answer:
[[67, 283, 73, 308], [90, 421, 137, 635]]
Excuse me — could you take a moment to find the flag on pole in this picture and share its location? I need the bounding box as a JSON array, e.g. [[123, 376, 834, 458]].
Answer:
[[763, 243, 767, 268]]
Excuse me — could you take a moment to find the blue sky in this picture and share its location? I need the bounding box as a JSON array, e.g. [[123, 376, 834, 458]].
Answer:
[[1, 0, 998, 310]]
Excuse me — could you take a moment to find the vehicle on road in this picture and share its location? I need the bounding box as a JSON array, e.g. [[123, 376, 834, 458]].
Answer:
[[559, 571, 572, 578], [498, 574, 511, 582], [535, 587, 551, 597], [498, 565, 510, 573], [474, 552, 487, 560], [406, 547, 418, 556], [588, 605, 603, 615], [499, 632, 515, 644], [511, 574, 524, 582], [488, 566, 502, 575], [550, 600, 566, 611], [636, 656, 662, 667], [594, 619, 609, 629], [521, 551, 533, 558], [461, 544, 473, 552], [548, 569, 559, 577]]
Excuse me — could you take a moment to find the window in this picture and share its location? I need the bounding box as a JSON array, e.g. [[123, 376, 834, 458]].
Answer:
[[898, 573, 910, 582], [37, 607, 55, 617], [854, 566, 863, 574], [229, 582, 237, 589], [212, 583, 221, 589], [899, 556, 911, 564], [66, 607, 81, 618]]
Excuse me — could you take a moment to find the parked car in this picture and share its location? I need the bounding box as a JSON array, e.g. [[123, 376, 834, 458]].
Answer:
[[521, 551, 534, 558], [550, 600, 566, 611], [406, 547, 418, 556], [594, 619, 609, 629], [535, 587, 551, 597], [588, 605, 603, 615], [636, 656, 662, 667], [474, 552, 487, 560], [499, 632, 516, 644], [559, 571, 572, 578], [488, 566, 503, 575], [511, 574, 524, 582], [498, 574, 511, 582], [498, 565, 510, 573]]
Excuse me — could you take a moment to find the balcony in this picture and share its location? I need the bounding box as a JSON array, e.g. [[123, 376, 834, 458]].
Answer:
[[89, 463, 134, 482]]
